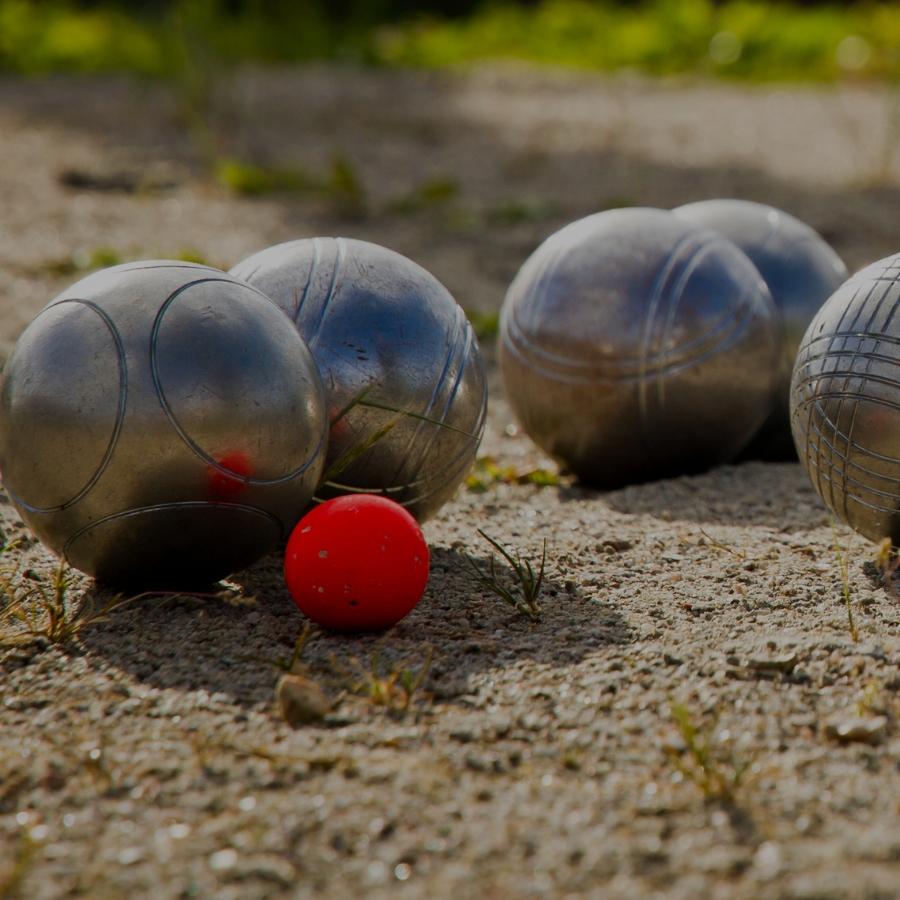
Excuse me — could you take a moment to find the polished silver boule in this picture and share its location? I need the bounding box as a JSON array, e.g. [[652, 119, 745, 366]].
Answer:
[[231, 238, 487, 521], [675, 199, 848, 459], [0, 261, 328, 587], [791, 253, 900, 544], [500, 207, 780, 487]]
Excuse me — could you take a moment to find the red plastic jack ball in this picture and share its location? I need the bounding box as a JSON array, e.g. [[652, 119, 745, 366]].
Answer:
[[284, 495, 430, 632]]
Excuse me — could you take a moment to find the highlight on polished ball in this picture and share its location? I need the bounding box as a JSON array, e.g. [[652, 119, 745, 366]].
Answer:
[[231, 237, 487, 522], [283, 494, 430, 632]]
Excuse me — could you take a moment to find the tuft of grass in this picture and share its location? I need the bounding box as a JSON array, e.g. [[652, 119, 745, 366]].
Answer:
[[332, 645, 433, 713], [214, 153, 366, 216], [465, 310, 500, 342], [44, 246, 122, 277], [0, 548, 131, 647], [831, 523, 859, 643], [273, 623, 316, 674], [664, 700, 753, 806], [465, 528, 547, 622], [389, 176, 460, 215], [0, 542, 239, 649], [856, 679, 895, 720], [697, 527, 746, 559], [0, 830, 37, 900], [485, 197, 558, 225], [215, 158, 316, 195], [173, 247, 211, 265], [873, 536, 900, 600], [465, 455, 559, 492], [326, 154, 367, 218]]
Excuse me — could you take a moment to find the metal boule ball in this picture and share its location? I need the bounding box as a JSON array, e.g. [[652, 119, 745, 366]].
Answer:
[[499, 207, 780, 488], [230, 238, 487, 521], [791, 253, 900, 544], [0, 261, 328, 588], [675, 199, 848, 459]]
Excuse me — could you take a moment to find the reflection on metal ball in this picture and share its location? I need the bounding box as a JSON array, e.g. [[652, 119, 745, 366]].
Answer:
[[675, 199, 848, 459], [230, 238, 487, 521], [499, 207, 780, 488], [791, 253, 900, 544], [0, 261, 328, 587]]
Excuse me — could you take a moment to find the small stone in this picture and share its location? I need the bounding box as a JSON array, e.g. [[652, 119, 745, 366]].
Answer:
[[209, 848, 238, 872], [599, 539, 632, 553], [276, 674, 331, 727], [117, 847, 144, 866], [234, 854, 296, 887], [824, 715, 887, 745], [748, 652, 798, 674]]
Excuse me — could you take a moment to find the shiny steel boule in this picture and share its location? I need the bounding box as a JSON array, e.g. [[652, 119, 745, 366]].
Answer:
[[0, 261, 328, 588], [500, 207, 780, 488], [675, 199, 848, 459], [791, 253, 900, 544], [231, 238, 487, 521]]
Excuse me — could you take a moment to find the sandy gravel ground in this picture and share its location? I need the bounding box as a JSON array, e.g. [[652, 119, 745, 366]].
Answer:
[[0, 66, 899, 899]]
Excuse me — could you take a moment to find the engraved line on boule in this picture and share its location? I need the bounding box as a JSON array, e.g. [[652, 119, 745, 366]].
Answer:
[[638, 232, 702, 427], [506, 282, 751, 373], [62, 500, 285, 561], [292, 236, 321, 325], [505, 238, 758, 381], [7, 298, 128, 515], [503, 298, 756, 387], [803, 400, 900, 486], [652, 238, 732, 414], [796, 420, 900, 514], [806, 273, 863, 511], [149, 277, 327, 485], [836, 273, 889, 523], [793, 348, 900, 378], [305, 237, 344, 349], [381, 350, 487, 494], [106, 262, 223, 275], [389, 306, 470, 490]]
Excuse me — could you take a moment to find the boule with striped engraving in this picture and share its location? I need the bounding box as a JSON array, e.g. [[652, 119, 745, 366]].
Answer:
[[499, 207, 780, 487], [791, 252, 900, 544], [230, 238, 487, 521], [0, 261, 328, 588]]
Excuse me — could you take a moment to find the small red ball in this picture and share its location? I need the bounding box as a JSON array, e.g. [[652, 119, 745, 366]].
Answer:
[[284, 495, 430, 632]]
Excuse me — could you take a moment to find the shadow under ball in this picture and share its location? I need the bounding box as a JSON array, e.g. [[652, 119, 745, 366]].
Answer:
[[675, 199, 848, 460], [0, 261, 328, 588], [791, 253, 900, 544], [499, 207, 780, 489], [230, 238, 487, 521]]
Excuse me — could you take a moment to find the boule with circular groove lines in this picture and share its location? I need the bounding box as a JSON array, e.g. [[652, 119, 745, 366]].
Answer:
[[0, 261, 328, 588], [499, 207, 780, 487]]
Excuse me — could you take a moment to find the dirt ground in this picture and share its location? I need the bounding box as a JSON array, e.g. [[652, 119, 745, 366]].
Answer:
[[0, 66, 899, 899]]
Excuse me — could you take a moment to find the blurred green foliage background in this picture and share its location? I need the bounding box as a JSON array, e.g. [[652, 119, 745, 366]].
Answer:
[[0, 0, 897, 82]]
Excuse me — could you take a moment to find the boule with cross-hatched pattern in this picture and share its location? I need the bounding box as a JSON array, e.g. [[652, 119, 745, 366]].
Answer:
[[791, 253, 900, 543], [0, 261, 328, 588], [230, 238, 487, 522], [675, 199, 848, 460], [499, 207, 781, 487]]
